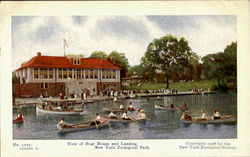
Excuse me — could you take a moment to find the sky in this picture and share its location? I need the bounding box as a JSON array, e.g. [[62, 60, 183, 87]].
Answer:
[[12, 15, 236, 71]]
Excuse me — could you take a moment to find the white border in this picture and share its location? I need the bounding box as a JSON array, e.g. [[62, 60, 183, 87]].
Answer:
[[0, 1, 249, 157]]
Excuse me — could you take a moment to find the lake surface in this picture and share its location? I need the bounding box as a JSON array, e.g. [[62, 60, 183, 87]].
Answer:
[[13, 93, 237, 139]]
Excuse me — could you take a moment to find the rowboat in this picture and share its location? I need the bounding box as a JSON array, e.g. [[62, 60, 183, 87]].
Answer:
[[180, 115, 236, 124], [36, 98, 84, 115], [36, 105, 83, 115], [135, 118, 147, 122], [103, 108, 127, 112], [107, 117, 146, 123], [155, 104, 181, 110], [13, 118, 24, 123], [57, 118, 110, 133], [127, 107, 135, 111]]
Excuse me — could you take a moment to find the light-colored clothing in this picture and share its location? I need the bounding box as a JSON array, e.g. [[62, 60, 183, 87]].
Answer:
[[109, 112, 117, 118], [201, 112, 207, 119], [58, 120, 67, 126], [181, 114, 185, 120], [139, 109, 145, 113], [129, 105, 134, 108], [122, 113, 129, 119], [17, 113, 23, 119], [137, 113, 146, 119], [120, 105, 125, 109], [96, 115, 101, 121], [214, 112, 221, 117]]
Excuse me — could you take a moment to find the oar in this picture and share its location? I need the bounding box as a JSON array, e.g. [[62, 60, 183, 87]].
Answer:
[[129, 117, 138, 123], [94, 120, 99, 130], [174, 105, 181, 110]]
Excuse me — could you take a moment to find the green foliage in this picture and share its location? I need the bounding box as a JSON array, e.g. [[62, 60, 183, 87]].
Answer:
[[89, 51, 107, 59], [122, 80, 218, 92], [107, 51, 129, 79], [142, 34, 198, 88], [12, 72, 20, 84], [202, 42, 237, 91], [67, 54, 85, 57]]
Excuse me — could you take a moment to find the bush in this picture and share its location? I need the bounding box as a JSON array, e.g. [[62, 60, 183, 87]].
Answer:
[[212, 82, 229, 92]]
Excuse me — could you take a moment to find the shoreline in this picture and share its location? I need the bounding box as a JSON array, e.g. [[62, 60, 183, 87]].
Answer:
[[13, 91, 217, 108]]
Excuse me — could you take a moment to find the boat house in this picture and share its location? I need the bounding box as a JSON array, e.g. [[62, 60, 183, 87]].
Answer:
[[14, 52, 121, 98]]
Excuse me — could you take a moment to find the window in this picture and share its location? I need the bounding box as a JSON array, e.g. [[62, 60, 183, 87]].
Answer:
[[94, 70, 98, 79], [40, 68, 48, 79], [90, 70, 93, 79], [102, 70, 105, 79], [106, 70, 111, 79], [73, 58, 81, 65], [77, 69, 81, 79], [112, 70, 116, 79], [34, 68, 38, 78], [40, 83, 48, 89], [85, 70, 89, 78], [49, 69, 53, 78], [81, 69, 84, 79], [68, 69, 72, 78], [58, 69, 62, 79], [25, 70, 27, 78], [63, 69, 67, 78], [74, 69, 77, 79]]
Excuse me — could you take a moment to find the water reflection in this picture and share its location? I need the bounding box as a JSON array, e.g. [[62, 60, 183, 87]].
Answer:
[[13, 93, 237, 139]]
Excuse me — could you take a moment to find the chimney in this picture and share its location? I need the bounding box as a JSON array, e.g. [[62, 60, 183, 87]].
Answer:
[[37, 52, 41, 56]]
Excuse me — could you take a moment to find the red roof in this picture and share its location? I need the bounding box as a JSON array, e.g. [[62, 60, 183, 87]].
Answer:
[[16, 53, 120, 71]]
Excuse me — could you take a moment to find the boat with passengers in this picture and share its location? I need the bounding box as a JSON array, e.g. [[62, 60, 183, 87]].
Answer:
[[36, 98, 84, 115], [57, 117, 110, 133], [105, 116, 146, 123], [180, 115, 236, 124]]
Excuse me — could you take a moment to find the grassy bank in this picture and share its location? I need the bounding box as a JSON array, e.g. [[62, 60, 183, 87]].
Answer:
[[122, 80, 220, 91]]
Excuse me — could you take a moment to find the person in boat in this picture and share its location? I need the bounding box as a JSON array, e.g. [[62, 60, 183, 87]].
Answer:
[[90, 113, 101, 125], [109, 110, 117, 119], [122, 111, 131, 120], [137, 108, 146, 120], [212, 109, 221, 119], [120, 104, 126, 110], [128, 102, 135, 110], [200, 109, 207, 120], [58, 117, 67, 127], [170, 102, 176, 109], [181, 110, 192, 120], [182, 102, 187, 110], [15, 110, 23, 121], [42, 102, 46, 109]]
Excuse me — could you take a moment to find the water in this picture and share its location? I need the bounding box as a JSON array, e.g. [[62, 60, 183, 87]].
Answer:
[[13, 93, 237, 139]]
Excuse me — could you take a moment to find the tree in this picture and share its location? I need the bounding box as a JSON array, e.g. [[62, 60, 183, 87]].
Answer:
[[12, 72, 20, 84], [67, 54, 85, 58], [202, 42, 237, 89], [89, 51, 107, 59], [143, 34, 198, 88], [107, 51, 129, 79], [140, 57, 157, 82]]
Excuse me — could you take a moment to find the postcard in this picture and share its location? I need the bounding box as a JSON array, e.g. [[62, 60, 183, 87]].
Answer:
[[0, 1, 249, 157]]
